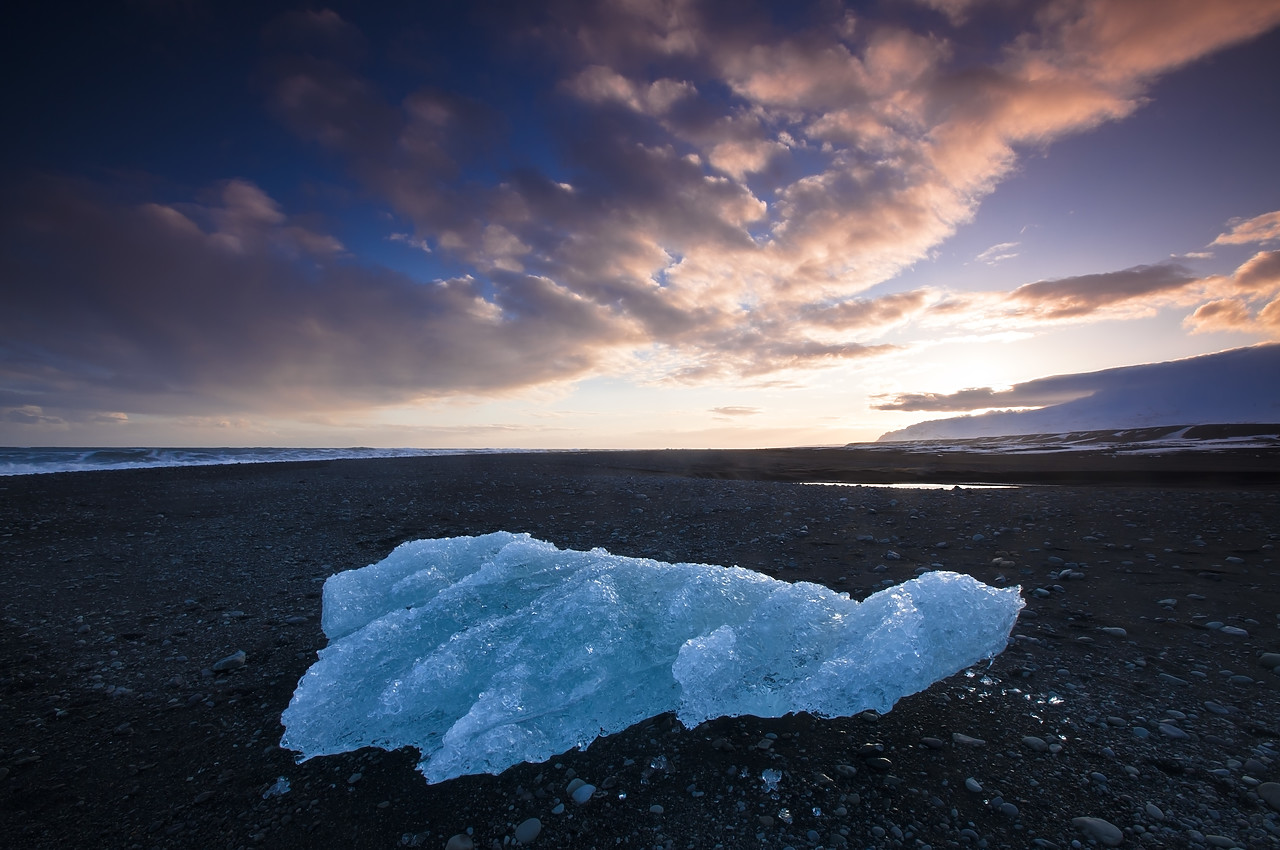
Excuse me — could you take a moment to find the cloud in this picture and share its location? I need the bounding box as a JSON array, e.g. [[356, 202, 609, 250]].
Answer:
[[710, 406, 761, 417], [1213, 210, 1280, 246], [565, 65, 697, 116], [204, 179, 344, 257], [1181, 251, 1280, 338], [389, 232, 432, 252], [1184, 299, 1257, 333], [1003, 263, 1199, 319], [0, 177, 636, 420], [911, 0, 990, 26], [874, 380, 1092, 412], [1, 405, 67, 426], [1229, 250, 1280, 295], [976, 241, 1020, 264], [897, 249, 1280, 341], [799, 291, 934, 332], [0, 403, 128, 428], [1057, 0, 1280, 82]]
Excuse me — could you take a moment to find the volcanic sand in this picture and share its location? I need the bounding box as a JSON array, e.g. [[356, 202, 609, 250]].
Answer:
[[2, 450, 1278, 848]]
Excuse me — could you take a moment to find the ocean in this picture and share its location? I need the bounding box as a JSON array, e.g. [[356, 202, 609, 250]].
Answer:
[[0, 446, 525, 476]]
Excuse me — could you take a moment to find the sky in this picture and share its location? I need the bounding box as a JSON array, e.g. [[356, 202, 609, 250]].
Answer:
[[3, 0, 1280, 449]]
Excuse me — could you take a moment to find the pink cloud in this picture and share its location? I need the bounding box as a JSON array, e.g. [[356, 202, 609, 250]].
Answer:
[[1230, 250, 1280, 294], [1184, 299, 1256, 333], [1040, 0, 1280, 84], [1213, 211, 1280, 246], [799, 291, 933, 332], [1004, 264, 1198, 319]]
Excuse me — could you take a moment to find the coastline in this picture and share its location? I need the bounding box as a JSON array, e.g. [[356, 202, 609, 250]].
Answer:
[[2, 453, 1278, 848]]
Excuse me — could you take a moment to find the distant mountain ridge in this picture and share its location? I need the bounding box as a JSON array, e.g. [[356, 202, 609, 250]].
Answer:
[[861, 423, 1280, 454], [878, 345, 1280, 442]]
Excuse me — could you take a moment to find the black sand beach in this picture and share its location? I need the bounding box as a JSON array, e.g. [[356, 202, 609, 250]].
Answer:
[[2, 450, 1279, 849]]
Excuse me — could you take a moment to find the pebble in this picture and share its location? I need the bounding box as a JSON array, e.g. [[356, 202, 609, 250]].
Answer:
[[513, 818, 541, 844], [1145, 802, 1164, 820], [965, 777, 983, 793], [1259, 653, 1280, 670], [571, 783, 595, 805], [1259, 782, 1280, 810], [1022, 736, 1049, 753], [1158, 723, 1189, 740], [210, 650, 246, 672], [1219, 626, 1249, 637], [1071, 816, 1124, 847], [952, 733, 986, 746], [649, 805, 664, 814], [1098, 627, 1127, 638], [444, 835, 474, 850]]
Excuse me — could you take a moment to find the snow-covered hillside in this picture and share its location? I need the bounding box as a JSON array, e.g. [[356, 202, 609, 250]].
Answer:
[[878, 344, 1280, 442]]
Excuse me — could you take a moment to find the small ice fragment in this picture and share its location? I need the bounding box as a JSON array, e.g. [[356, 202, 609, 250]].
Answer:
[[262, 776, 290, 798], [761, 769, 782, 792]]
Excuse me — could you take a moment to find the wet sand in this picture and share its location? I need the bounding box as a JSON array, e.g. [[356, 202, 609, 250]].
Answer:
[[1, 450, 1278, 849]]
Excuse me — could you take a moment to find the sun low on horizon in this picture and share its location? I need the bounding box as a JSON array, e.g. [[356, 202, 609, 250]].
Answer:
[[3, 0, 1280, 450]]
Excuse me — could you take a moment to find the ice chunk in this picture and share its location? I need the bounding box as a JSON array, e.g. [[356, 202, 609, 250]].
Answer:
[[280, 532, 1022, 784], [262, 776, 290, 798]]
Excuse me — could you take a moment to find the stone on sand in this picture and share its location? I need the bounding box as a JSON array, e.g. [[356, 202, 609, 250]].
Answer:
[[1072, 816, 1124, 846]]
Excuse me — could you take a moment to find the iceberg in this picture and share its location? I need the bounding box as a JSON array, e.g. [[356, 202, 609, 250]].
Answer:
[[281, 532, 1023, 784]]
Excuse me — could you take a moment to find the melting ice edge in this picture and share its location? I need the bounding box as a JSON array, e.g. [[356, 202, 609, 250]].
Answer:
[[280, 532, 1024, 784]]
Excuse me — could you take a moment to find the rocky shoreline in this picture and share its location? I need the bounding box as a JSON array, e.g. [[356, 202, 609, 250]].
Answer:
[[2, 452, 1278, 849]]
